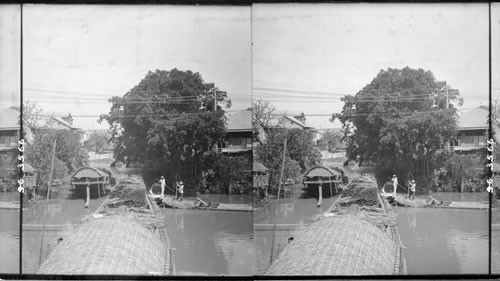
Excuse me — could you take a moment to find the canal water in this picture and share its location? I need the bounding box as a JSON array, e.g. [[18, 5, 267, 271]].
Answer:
[[253, 192, 338, 274], [21, 195, 106, 273], [0, 192, 20, 273], [254, 191, 490, 275], [492, 210, 500, 274], [163, 194, 254, 276], [20, 192, 255, 276]]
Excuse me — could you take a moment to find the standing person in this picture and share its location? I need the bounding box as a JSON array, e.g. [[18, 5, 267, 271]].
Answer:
[[409, 179, 416, 200], [159, 176, 166, 198], [176, 179, 184, 201], [392, 175, 398, 197]]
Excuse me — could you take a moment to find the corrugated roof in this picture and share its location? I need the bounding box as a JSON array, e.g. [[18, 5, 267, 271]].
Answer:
[[24, 163, 36, 173], [0, 107, 20, 129], [227, 110, 252, 132], [253, 161, 268, 172], [458, 107, 488, 130]]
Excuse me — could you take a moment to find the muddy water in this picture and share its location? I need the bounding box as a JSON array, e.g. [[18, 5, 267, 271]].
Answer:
[[0, 193, 20, 273], [492, 210, 500, 274], [253, 193, 338, 274], [254, 192, 490, 275], [21, 195, 106, 273], [163, 194, 254, 276], [395, 205, 489, 274]]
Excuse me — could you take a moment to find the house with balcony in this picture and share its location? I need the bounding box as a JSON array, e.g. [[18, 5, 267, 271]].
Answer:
[[451, 106, 488, 153], [220, 109, 252, 154]]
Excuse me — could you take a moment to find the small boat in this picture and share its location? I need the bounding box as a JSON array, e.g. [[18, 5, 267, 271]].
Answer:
[[149, 194, 254, 212], [392, 194, 489, 210]]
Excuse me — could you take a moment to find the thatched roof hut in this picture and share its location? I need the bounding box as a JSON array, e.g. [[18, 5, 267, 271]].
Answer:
[[303, 165, 342, 185], [70, 166, 110, 185], [37, 216, 168, 275]]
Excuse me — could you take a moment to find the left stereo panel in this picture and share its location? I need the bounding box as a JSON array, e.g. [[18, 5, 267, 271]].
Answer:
[[0, 4, 22, 275]]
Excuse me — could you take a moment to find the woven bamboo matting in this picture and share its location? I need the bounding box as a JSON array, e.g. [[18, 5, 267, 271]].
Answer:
[[37, 216, 167, 275], [265, 215, 396, 276]]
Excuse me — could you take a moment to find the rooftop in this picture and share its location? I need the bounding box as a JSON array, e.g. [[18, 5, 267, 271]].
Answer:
[[457, 106, 488, 130], [227, 110, 252, 132], [0, 107, 20, 130]]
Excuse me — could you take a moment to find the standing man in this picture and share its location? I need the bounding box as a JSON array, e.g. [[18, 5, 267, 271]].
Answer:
[[159, 176, 166, 198], [409, 179, 416, 200], [176, 179, 184, 201], [392, 175, 398, 197]]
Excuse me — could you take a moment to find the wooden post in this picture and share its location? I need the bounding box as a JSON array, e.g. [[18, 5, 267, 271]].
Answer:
[[97, 182, 101, 198], [277, 132, 287, 201], [317, 184, 323, 207], [270, 223, 277, 264], [46, 139, 57, 200], [84, 184, 90, 208], [329, 181, 333, 197], [38, 224, 46, 266]]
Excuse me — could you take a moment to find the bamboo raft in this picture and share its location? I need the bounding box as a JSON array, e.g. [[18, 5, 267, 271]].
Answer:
[[150, 194, 254, 212], [391, 195, 489, 210], [36, 178, 174, 275], [265, 176, 406, 276]]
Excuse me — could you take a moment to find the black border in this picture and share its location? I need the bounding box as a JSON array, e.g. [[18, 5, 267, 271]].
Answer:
[[3, 1, 496, 279]]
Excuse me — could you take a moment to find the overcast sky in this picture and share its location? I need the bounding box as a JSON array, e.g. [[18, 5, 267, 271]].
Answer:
[[0, 5, 20, 109], [22, 5, 251, 130], [493, 3, 500, 102], [1, 4, 499, 130], [253, 3, 491, 129]]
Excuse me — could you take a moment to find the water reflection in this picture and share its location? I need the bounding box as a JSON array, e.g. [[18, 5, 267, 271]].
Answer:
[[0, 193, 20, 273], [21, 196, 106, 273], [163, 209, 254, 276], [255, 192, 489, 275], [395, 207, 488, 274], [253, 194, 337, 273], [492, 211, 500, 274]]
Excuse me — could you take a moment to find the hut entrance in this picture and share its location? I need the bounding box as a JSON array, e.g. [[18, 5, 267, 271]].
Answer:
[[302, 166, 343, 205]]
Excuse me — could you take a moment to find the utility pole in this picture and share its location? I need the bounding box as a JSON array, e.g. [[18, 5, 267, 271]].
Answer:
[[446, 88, 449, 109], [214, 92, 217, 112], [277, 130, 287, 202], [46, 138, 57, 200]]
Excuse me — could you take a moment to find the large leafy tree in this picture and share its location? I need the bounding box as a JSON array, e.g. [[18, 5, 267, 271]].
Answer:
[[334, 67, 461, 187], [102, 68, 230, 190]]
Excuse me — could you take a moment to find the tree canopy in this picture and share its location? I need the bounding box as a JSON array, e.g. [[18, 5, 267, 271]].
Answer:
[[333, 67, 461, 187], [102, 68, 231, 189]]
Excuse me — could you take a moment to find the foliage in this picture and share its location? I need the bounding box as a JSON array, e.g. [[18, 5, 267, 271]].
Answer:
[[202, 153, 252, 194], [255, 129, 319, 188], [334, 67, 461, 187], [102, 68, 231, 190], [252, 99, 285, 143], [84, 131, 110, 154], [23, 102, 88, 188], [437, 153, 481, 191], [26, 129, 87, 188], [318, 129, 344, 153]]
